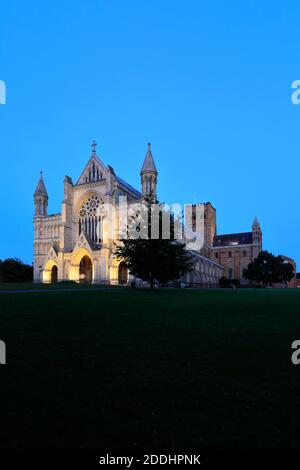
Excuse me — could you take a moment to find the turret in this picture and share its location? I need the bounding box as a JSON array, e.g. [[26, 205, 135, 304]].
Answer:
[[140, 143, 158, 198], [252, 216, 262, 242], [34, 171, 48, 216], [252, 217, 262, 258], [60, 175, 73, 252]]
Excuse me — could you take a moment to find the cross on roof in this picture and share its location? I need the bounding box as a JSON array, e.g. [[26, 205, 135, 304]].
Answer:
[[91, 140, 97, 154]]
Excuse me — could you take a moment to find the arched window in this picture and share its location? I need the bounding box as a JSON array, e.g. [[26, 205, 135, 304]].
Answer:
[[79, 195, 103, 243]]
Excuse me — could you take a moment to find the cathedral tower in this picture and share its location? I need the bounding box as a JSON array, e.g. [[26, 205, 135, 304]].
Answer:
[[34, 171, 48, 216], [184, 202, 216, 254], [140, 143, 158, 198], [252, 216, 262, 258], [252, 216, 262, 243]]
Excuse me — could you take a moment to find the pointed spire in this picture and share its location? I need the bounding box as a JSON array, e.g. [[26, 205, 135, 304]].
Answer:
[[252, 216, 260, 228], [34, 171, 48, 197], [141, 142, 158, 174], [140, 143, 158, 197]]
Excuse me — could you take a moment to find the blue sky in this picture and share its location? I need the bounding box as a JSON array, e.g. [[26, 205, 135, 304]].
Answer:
[[0, 0, 300, 266]]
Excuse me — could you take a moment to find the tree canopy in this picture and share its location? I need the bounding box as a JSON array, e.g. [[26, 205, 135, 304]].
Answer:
[[243, 251, 294, 287], [0, 258, 33, 282], [114, 194, 194, 288]]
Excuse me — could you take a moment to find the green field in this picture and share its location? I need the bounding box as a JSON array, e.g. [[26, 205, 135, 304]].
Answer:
[[0, 281, 113, 290], [1, 287, 300, 450]]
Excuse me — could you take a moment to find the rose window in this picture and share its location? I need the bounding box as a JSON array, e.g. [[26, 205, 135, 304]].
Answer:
[[79, 195, 103, 243], [80, 195, 101, 217]]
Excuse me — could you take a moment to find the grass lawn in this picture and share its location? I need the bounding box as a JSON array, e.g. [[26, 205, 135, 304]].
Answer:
[[1, 287, 300, 450], [0, 281, 116, 290]]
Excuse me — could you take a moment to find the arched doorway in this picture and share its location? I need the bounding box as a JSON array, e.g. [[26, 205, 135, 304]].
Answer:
[[51, 265, 58, 283], [79, 255, 93, 283], [43, 260, 58, 283], [118, 262, 128, 285]]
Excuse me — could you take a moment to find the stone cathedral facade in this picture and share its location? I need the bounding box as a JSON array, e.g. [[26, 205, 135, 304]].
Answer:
[[33, 142, 262, 286]]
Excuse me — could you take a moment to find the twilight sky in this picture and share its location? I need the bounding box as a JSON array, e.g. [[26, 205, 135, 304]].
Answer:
[[0, 0, 300, 266]]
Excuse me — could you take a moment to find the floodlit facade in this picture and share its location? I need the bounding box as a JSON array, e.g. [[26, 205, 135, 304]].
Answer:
[[33, 142, 264, 286]]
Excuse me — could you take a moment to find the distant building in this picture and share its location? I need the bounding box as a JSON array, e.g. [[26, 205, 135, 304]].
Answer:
[[211, 217, 262, 284], [184, 204, 262, 285]]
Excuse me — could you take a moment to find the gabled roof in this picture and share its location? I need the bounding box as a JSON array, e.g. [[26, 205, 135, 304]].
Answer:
[[75, 142, 141, 198], [34, 172, 48, 197], [115, 175, 141, 199], [190, 250, 224, 269], [74, 231, 99, 252], [42, 245, 58, 269], [141, 143, 157, 173], [76, 142, 108, 185], [213, 232, 253, 247]]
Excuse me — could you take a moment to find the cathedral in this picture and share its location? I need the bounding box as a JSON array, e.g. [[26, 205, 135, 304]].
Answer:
[[33, 142, 262, 286]]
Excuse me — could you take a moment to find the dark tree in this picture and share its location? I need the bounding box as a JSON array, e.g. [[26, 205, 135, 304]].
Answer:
[[243, 251, 294, 287], [0, 258, 33, 282], [114, 194, 194, 288], [275, 257, 294, 287]]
